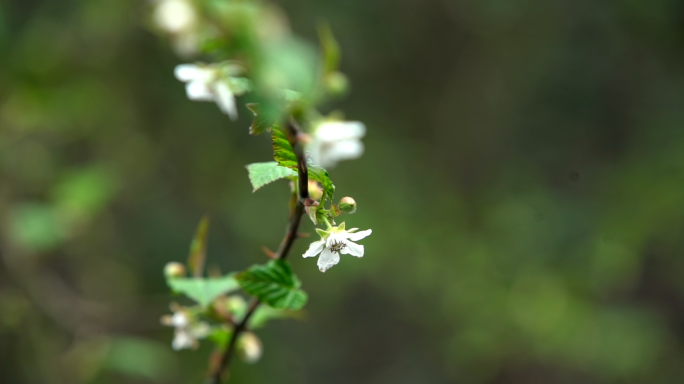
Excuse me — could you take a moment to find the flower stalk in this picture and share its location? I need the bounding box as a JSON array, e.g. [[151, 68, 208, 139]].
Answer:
[[207, 123, 309, 384], [153, 0, 373, 380]]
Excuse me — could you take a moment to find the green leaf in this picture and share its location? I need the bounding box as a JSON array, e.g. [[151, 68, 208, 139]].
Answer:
[[249, 306, 301, 329], [246, 103, 276, 135], [188, 215, 210, 277], [246, 162, 297, 192], [236, 260, 308, 310], [271, 126, 297, 167], [308, 166, 335, 202], [167, 275, 239, 307], [270, 127, 335, 201]]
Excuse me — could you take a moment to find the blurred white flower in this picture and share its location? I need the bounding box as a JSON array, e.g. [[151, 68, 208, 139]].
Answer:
[[303, 222, 372, 272], [174, 63, 249, 120], [308, 120, 366, 168], [152, 0, 200, 57], [153, 0, 195, 33], [238, 332, 263, 363], [161, 309, 210, 350]]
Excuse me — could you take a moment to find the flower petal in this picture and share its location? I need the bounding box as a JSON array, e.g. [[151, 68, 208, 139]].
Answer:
[[215, 81, 237, 120], [185, 81, 214, 101], [160, 314, 174, 326], [191, 322, 211, 338], [171, 312, 189, 327], [303, 240, 325, 258], [172, 329, 195, 350], [316, 121, 366, 141], [347, 229, 372, 242], [326, 231, 345, 247], [317, 248, 340, 272], [341, 240, 364, 257], [174, 64, 203, 82], [329, 140, 364, 161], [308, 144, 322, 168], [315, 140, 364, 168]]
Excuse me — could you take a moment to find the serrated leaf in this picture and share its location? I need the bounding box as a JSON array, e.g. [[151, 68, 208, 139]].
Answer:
[[271, 127, 335, 201], [236, 260, 308, 310], [271, 126, 297, 167], [246, 162, 297, 192], [246, 103, 276, 135], [188, 215, 210, 277], [167, 275, 239, 307]]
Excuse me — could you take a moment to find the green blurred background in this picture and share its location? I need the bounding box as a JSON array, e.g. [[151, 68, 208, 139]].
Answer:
[[3, 0, 684, 383]]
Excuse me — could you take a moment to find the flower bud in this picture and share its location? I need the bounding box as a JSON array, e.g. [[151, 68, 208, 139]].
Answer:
[[338, 197, 357, 214], [324, 72, 349, 97], [227, 295, 247, 315], [164, 262, 186, 278], [238, 332, 263, 363], [308, 180, 323, 201]]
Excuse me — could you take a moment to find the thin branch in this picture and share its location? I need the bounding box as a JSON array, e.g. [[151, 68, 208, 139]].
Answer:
[[207, 123, 309, 384], [287, 121, 310, 203]]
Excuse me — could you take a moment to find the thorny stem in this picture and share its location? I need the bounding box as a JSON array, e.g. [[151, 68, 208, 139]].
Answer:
[[207, 123, 309, 384]]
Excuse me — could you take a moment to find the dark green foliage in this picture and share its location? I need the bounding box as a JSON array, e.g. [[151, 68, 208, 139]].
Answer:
[[236, 260, 308, 310], [271, 127, 335, 201]]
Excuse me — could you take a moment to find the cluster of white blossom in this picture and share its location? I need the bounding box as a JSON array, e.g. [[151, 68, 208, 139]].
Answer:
[[160, 308, 210, 350], [153, 0, 372, 281]]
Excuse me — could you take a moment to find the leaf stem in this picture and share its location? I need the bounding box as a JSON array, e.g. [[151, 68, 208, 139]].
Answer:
[[207, 123, 309, 384]]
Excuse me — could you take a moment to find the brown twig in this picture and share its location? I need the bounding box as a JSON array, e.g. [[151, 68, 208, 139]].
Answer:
[[207, 123, 309, 384]]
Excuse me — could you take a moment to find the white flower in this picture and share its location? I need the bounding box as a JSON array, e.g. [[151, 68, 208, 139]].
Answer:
[[174, 63, 248, 120], [153, 0, 196, 33], [238, 332, 263, 363], [303, 222, 372, 272], [161, 308, 210, 350], [308, 120, 366, 168], [152, 0, 200, 57]]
